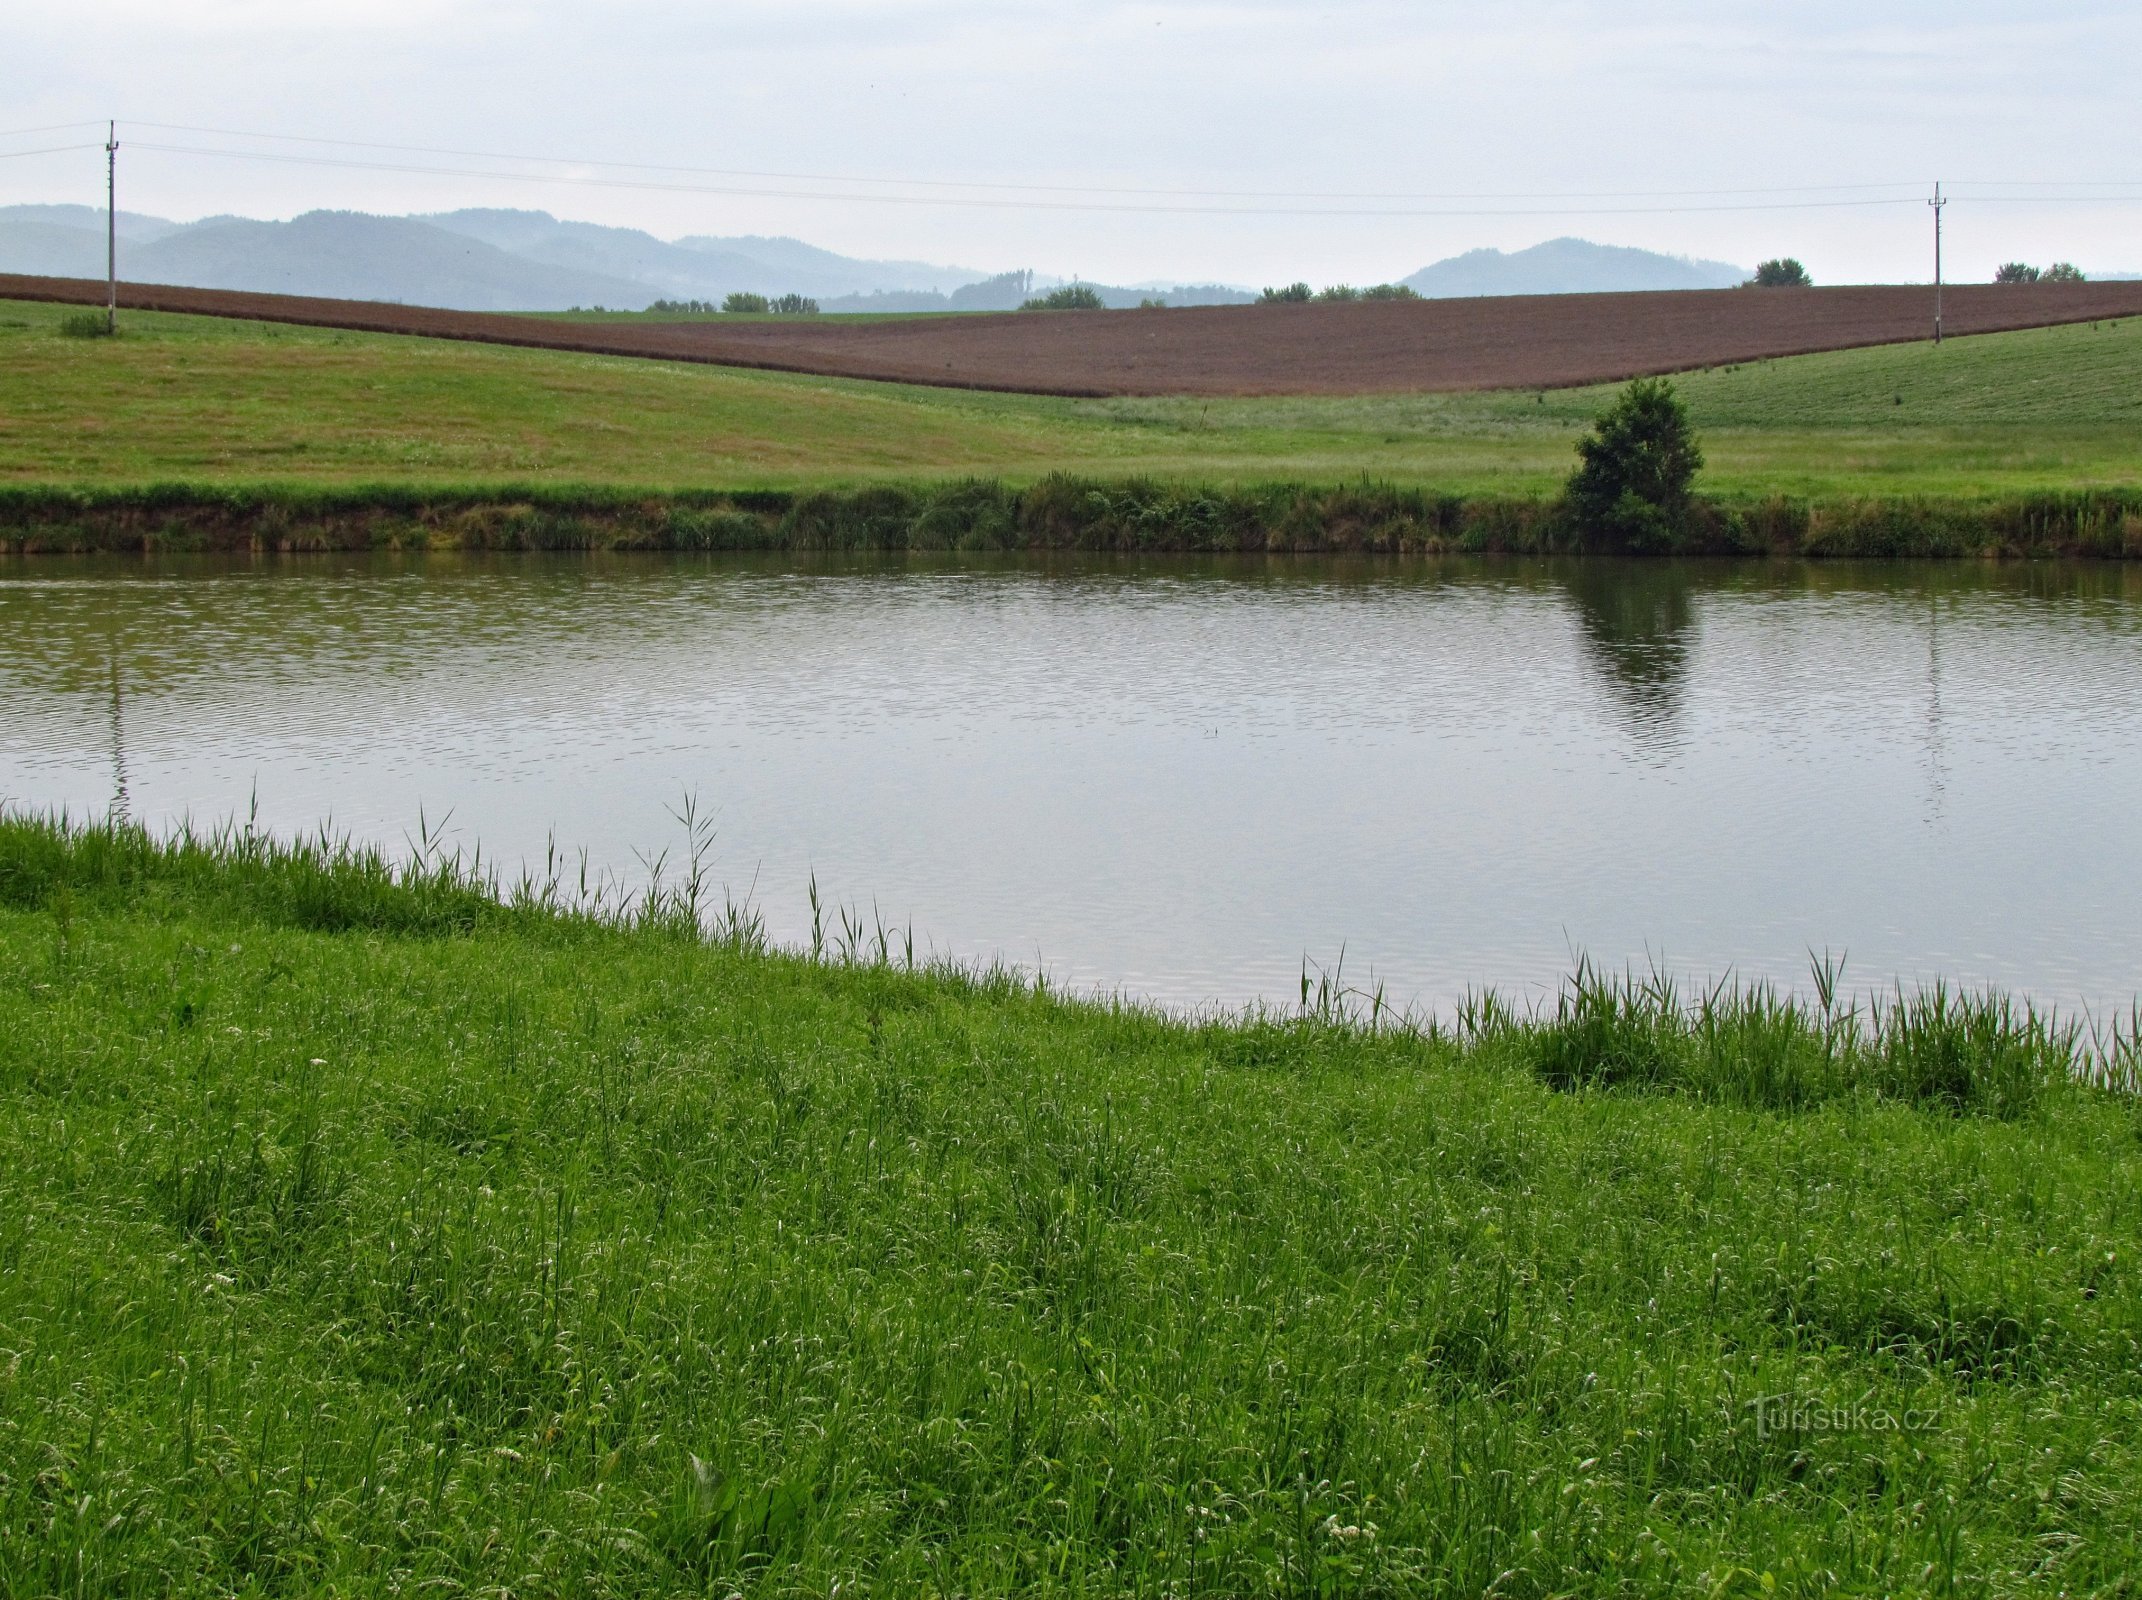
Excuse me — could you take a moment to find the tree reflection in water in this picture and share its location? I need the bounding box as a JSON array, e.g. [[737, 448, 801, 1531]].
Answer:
[[1557, 560, 1696, 742]]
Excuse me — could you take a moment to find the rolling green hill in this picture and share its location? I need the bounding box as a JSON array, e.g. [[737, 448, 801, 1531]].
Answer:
[[1, 297, 2136, 498]]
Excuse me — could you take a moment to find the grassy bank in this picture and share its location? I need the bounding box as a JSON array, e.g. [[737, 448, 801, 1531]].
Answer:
[[7, 478, 2141, 558], [3, 812, 2139, 1595], [3, 297, 2138, 500]]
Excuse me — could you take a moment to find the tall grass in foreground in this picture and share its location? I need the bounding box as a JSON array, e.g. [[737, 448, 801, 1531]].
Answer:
[[1459, 956, 2139, 1117], [3, 810, 2141, 1596], [0, 800, 765, 948], [9, 807, 2137, 1129], [9, 810, 2131, 1113]]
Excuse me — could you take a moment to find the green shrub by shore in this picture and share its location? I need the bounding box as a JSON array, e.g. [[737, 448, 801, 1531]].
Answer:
[[5, 477, 2142, 558], [3, 809, 2141, 1594]]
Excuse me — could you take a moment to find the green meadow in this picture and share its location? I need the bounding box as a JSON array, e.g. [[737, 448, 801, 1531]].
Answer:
[[2, 297, 2136, 498], [6, 293, 2142, 1595], [2, 814, 2139, 1596]]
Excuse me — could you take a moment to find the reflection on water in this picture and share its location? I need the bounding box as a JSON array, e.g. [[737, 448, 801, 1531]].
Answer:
[[1561, 561, 1696, 739], [3, 551, 2139, 1014], [104, 638, 131, 825]]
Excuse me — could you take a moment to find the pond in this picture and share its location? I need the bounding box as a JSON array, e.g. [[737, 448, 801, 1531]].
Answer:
[[4, 552, 2138, 1017]]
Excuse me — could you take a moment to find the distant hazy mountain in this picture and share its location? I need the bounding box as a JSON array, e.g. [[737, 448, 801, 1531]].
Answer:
[[0, 203, 187, 243], [0, 204, 190, 279], [822, 275, 1256, 313], [421, 211, 983, 302], [824, 270, 1037, 313], [0, 204, 996, 312], [0, 219, 113, 279], [676, 232, 978, 297], [419, 210, 731, 295], [1, 205, 1753, 312], [1403, 237, 1747, 297], [136, 212, 657, 310]]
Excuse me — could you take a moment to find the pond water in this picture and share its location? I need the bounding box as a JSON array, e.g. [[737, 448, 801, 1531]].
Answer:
[[3, 552, 2138, 1017]]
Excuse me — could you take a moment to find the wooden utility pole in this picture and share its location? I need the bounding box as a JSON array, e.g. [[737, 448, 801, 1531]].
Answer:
[[1928, 181, 1947, 345], [105, 120, 118, 334]]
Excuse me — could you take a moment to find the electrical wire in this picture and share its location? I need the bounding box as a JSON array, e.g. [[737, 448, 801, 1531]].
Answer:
[[0, 143, 102, 160], [126, 142, 1945, 218], [0, 120, 107, 140], [1951, 194, 2142, 205], [126, 118, 1942, 205], [32, 116, 2141, 216]]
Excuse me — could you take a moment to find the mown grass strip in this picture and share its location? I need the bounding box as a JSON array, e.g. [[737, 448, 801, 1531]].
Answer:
[[3, 810, 2140, 1595]]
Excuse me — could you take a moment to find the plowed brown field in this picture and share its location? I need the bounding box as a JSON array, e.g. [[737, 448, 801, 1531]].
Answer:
[[10, 271, 2142, 398]]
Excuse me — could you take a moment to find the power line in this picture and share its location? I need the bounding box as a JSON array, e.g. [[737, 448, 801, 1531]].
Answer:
[[30, 116, 2142, 219], [126, 142, 1953, 218], [1941, 193, 2142, 206], [1956, 180, 2142, 190], [0, 142, 102, 160], [30, 116, 2141, 211], [0, 119, 107, 140], [122, 118, 1949, 205]]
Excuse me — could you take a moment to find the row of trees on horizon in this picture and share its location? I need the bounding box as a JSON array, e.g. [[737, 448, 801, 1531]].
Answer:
[[602, 257, 2102, 316], [1750, 257, 2090, 289]]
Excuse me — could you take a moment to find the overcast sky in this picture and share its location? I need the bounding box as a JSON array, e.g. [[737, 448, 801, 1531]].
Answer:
[[7, 1, 2138, 285]]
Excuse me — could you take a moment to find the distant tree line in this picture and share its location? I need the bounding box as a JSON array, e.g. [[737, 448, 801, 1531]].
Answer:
[[1746, 259, 1812, 288], [1995, 262, 2085, 284], [1021, 284, 1106, 311], [1258, 282, 1421, 303], [1017, 280, 1426, 310], [838, 274, 1256, 313], [633, 294, 824, 315], [1016, 279, 1262, 310], [583, 296, 826, 316], [716, 293, 822, 315], [1741, 256, 2093, 290]]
